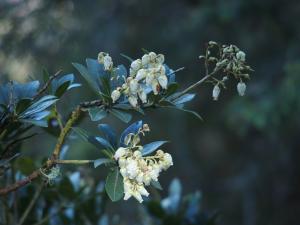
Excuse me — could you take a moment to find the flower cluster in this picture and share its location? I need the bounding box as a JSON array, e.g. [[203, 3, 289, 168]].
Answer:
[[114, 124, 173, 203], [110, 52, 168, 107], [98, 52, 113, 71], [199, 41, 253, 100]]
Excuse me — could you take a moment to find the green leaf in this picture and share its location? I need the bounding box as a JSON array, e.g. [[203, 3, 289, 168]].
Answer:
[[42, 68, 50, 84], [72, 127, 89, 141], [72, 62, 99, 93], [105, 168, 124, 202], [109, 109, 132, 123], [100, 77, 111, 97], [163, 106, 203, 120], [16, 98, 32, 114], [88, 107, 107, 121], [94, 158, 114, 168], [142, 141, 169, 156], [54, 81, 71, 98], [165, 83, 179, 97]]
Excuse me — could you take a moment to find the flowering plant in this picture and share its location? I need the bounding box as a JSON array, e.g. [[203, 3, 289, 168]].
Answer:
[[0, 42, 252, 224]]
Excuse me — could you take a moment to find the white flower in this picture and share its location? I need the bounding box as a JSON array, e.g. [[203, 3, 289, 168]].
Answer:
[[128, 95, 138, 107], [103, 55, 113, 71], [236, 51, 246, 62], [157, 75, 168, 89], [161, 153, 173, 170], [149, 52, 157, 61], [131, 59, 142, 71], [126, 159, 139, 179], [212, 85, 221, 101], [114, 147, 127, 160], [151, 80, 159, 95], [145, 72, 155, 85], [129, 79, 139, 95], [138, 88, 147, 103], [142, 54, 151, 66], [155, 54, 165, 64], [111, 89, 121, 103], [136, 69, 147, 81], [132, 190, 143, 203], [237, 81, 246, 96], [148, 164, 161, 181], [98, 52, 106, 63], [137, 184, 149, 197]]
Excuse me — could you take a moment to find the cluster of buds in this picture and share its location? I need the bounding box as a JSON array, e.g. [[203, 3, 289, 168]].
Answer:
[[114, 124, 173, 203], [98, 52, 113, 71], [110, 52, 168, 107], [200, 41, 253, 100]]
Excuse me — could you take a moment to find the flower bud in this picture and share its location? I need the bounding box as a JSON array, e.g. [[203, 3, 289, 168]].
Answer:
[[212, 85, 221, 101], [111, 89, 121, 103], [142, 54, 151, 66], [142, 123, 150, 132], [131, 59, 142, 71], [236, 51, 246, 62], [103, 55, 113, 71], [155, 54, 165, 64], [97, 52, 106, 63], [114, 147, 127, 160], [149, 52, 157, 61], [128, 96, 138, 107], [136, 69, 147, 81], [237, 81, 246, 96], [129, 79, 139, 95], [157, 75, 168, 89], [138, 89, 147, 103]]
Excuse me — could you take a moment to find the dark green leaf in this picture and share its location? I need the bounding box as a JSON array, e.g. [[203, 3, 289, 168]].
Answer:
[[105, 168, 124, 202], [94, 158, 114, 168], [142, 141, 169, 156], [109, 109, 132, 123], [72, 62, 99, 93], [88, 107, 107, 121], [16, 98, 32, 114]]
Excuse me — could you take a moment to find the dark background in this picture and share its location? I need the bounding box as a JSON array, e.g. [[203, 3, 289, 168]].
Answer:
[[1, 0, 300, 224]]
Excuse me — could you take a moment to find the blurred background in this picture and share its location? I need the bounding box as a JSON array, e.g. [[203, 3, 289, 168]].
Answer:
[[0, 0, 299, 224]]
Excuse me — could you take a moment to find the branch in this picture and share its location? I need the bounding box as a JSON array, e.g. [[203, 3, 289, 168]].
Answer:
[[54, 159, 94, 165], [0, 170, 40, 195], [33, 70, 62, 100]]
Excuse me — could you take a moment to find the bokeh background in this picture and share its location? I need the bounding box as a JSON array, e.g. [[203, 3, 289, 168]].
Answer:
[[1, 0, 300, 224]]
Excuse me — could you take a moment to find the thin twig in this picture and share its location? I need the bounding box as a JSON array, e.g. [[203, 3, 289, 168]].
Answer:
[[33, 70, 62, 100], [54, 159, 94, 165], [17, 182, 45, 225]]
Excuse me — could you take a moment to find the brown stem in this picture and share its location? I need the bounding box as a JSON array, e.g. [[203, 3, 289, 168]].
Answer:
[[33, 70, 62, 100]]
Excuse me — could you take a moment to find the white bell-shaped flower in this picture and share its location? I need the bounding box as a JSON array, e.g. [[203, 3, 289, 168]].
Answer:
[[237, 81, 246, 96], [212, 85, 221, 101], [103, 55, 113, 71], [111, 89, 121, 103]]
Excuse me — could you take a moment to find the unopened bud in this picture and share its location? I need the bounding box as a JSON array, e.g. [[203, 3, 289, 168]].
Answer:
[[212, 85, 221, 101], [237, 81, 246, 96]]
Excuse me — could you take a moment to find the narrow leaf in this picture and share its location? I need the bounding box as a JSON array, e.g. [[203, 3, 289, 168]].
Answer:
[[94, 158, 114, 168], [142, 141, 169, 156], [109, 109, 132, 123]]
